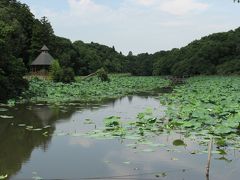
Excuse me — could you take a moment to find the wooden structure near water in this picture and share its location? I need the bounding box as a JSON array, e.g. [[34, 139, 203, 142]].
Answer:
[[31, 45, 54, 75]]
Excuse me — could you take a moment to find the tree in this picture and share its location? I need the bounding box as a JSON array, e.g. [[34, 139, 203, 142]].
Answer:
[[0, 1, 29, 101], [60, 67, 75, 83], [151, 27, 240, 76], [30, 17, 54, 64], [97, 68, 110, 82], [50, 60, 75, 83], [73, 41, 126, 75], [128, 51, 133, 56], [50, 60, 61, 82]]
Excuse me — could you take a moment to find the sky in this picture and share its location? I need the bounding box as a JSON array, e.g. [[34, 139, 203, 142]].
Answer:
[[19, 0, 240, 55]]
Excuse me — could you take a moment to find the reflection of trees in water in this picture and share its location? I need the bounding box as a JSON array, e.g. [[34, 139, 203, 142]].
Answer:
[[0, 96, 157, 177], [107, 96, 133, 108], [127, 96, 133, 103], [0, 104, 75, 177]]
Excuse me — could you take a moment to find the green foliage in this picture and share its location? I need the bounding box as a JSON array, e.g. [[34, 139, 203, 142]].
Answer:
[[96, 68, 110, 82], [73, 41, 127, 75], [60, 67, 75, 83], [50, 61, 75, 83], [217, 59, 240, 75], [120, 27, 240, 77], [22, 76, 169, 104], [103, 116, 127, 137], [30, 17, 54, 64], [172, 139, 186, 146], [0, 1, 29, 101], [50, 60, 61, 82], [104, 116, 121, 128], [85, 108, 166, 146], [82, 76, 240, 149], [129, 53, 154, 76], [152, 28, 240, 76], [0, 174, 7, 179], [0, 0, 39, 101], [0, 0, 34, 67], [2, 0, 240, 103], [0, 0, 126, 77], [161, 76, 240, 143], [51, 36, 82, 74]]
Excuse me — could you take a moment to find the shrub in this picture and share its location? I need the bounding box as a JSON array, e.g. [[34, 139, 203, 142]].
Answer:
[[60, 67, 75, 83], [97, 68, 110, 82], [217, 59, 240, 75], [0, 57, 28, 102], [50, 60, 62, 82], [50, 60, 75, 83]]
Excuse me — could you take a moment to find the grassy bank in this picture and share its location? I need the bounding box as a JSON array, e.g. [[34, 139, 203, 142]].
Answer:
[[21, 75, 169, 104]]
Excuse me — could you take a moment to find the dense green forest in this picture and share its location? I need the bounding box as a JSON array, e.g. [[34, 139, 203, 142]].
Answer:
[[1, 0, 240, 101], [0, 0, 127, 101], [152, 29, 240, 76], [125, 27, 240, 76]]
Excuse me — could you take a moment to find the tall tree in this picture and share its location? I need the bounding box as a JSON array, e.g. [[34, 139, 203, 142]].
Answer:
[[30, 16, 54, 64], [0, 8, 28, 101]]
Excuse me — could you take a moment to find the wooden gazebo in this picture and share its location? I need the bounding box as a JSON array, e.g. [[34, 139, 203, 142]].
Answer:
[[31, 45, 54, 74]]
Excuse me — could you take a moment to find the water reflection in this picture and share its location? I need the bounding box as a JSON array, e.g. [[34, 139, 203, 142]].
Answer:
[[0, 96, 160, 178], [0, 96, 239, 180], [0, 104, 75, 178]]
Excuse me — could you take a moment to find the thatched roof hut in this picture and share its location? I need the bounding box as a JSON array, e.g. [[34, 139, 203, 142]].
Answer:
[[31, 45, 54, 73]]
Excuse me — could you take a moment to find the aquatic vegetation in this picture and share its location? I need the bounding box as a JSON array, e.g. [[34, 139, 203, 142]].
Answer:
[[104, 116, 121, 128], [21, 75, 169, 104], [32, 172, 43, 180], [84, 119, 95, 125], [0, 108, 8, 112], [0, 175, 7, 180], [7, 76, 240, 150], [172, 139, 186, 146], [79, 76, 240, 151], [161, 76, 240, 147], [0, 115, 14, 119], [84, 109, 168, 149], [3, 76, 240, 179]]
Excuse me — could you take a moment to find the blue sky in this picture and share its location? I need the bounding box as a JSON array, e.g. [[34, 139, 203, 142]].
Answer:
[[19, 0, 240, 54]]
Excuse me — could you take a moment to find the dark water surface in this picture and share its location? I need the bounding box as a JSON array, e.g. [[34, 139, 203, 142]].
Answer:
[[0, 95, 240, 180]]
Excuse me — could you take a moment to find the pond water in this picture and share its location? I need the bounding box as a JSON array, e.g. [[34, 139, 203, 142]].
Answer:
[[0, 95, 240, 180]]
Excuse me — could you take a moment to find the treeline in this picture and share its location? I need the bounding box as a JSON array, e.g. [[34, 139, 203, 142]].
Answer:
[[0, 0, 127, 101], [129, 28, 240, 76], [73, 41, 127, 75], [1, 0, 240, 101], [0, 0, 30, 101], [0, 1, 128, 74]]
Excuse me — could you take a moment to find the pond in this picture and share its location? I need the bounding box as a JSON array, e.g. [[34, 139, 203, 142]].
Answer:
[[0, 95, 239, 180]]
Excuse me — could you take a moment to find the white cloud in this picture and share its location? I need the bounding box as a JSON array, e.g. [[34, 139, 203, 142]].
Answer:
[[66, 0, 113, 24], [159, 0, 209, 16], [134, 0, 156, 6], [68, 0, 109, 15], [31, 0, 239, 54]]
